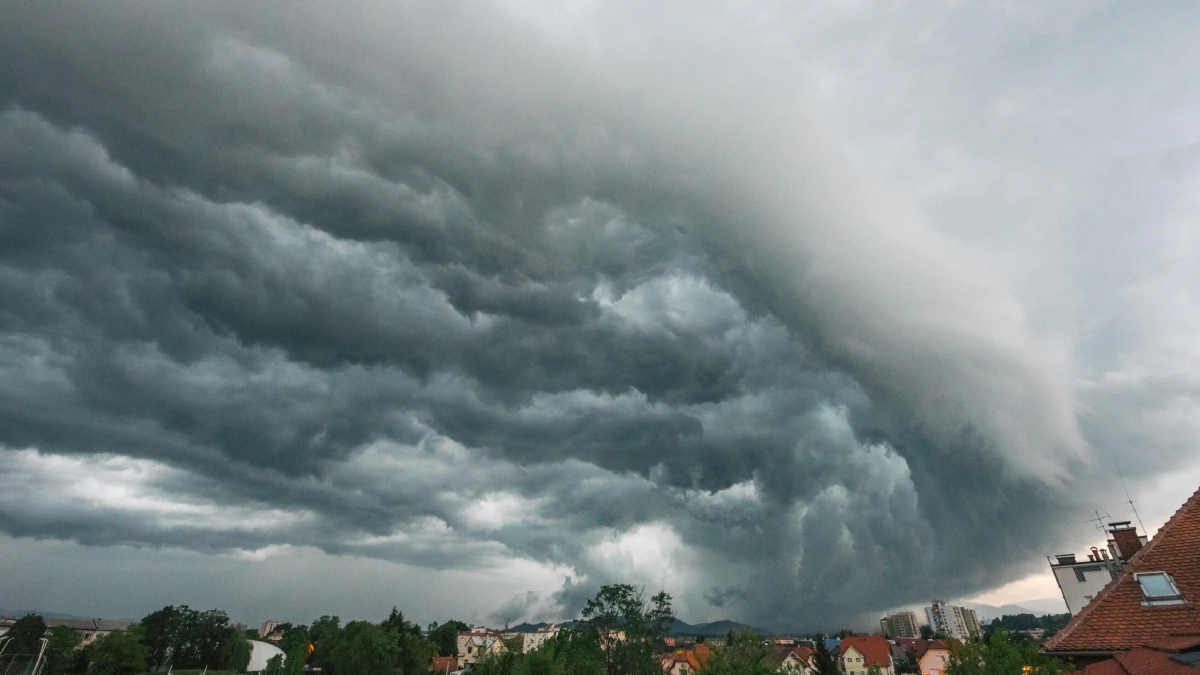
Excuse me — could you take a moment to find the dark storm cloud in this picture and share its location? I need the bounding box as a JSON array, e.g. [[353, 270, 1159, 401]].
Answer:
[[0, 0, 1160, 630]]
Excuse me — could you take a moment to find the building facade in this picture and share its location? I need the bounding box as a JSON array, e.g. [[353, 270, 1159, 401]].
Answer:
[[457, 631, 506, 667], [1049, 522, 1148, 616], [839, 635, 895, 675], [880, 612, 921, 639], [924, 601, 980, 640]]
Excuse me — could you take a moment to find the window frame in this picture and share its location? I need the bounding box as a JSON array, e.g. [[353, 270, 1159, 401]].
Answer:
[[1134, 571, 1186, 606]]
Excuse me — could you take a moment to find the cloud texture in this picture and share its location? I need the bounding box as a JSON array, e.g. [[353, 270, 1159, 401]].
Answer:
[[1, 1, 1199, 629]]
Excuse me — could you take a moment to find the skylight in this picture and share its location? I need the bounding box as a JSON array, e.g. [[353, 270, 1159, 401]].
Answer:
[[1135, 572, 1186, 605]]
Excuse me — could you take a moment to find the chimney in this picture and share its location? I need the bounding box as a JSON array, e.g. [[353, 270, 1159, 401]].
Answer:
[[1109, 522, 1143, 561]]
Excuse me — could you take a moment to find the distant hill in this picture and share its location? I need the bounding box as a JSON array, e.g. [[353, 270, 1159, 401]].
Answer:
[[959, 599, 1067, 623], [0, 608, 95, 620], [671, 619, 766, 636], [502, 619, 764, 637]]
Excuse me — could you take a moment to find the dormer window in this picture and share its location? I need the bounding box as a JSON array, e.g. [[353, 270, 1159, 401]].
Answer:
[[1135, 572, 1186, 605]]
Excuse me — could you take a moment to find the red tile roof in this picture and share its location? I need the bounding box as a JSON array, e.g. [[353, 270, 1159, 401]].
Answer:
[[789, 646, 815, 662], [914, 640, 951, 659], [1045, 486, 1200, 653], [841, 635, 893, 668], [662, 649, 702, 671], [429, 656, 458, 674], [1078, 634, 1200, 675]]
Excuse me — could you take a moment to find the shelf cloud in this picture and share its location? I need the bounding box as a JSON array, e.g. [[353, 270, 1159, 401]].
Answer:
[[2, 1, 1199, 629]]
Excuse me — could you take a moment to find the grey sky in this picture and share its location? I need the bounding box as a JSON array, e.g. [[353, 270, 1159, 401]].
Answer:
[[1, 1, 1199, 631]]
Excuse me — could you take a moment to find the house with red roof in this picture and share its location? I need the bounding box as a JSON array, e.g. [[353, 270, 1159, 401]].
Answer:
[[429, 656, 458, 675], [662, 649, 702, 675], [776, 645, 816, 674], [1043, 485, 1200, 671], [914, 639, 952, 675], [840, 635, 894, 675]]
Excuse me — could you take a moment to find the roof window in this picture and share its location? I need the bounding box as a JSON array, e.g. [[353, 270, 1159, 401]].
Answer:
[[1135, 572, 1186, 605]]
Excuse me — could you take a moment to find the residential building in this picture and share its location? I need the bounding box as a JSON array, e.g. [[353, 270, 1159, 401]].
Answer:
[[259, 621, 280, 638], [958, 607, 981, 639], [44, 619, 132, 646], [915, 640, 951, 675], [924, 602, 980, 640], [880, 612, 921, 639], [661, 646, 709, 675], [429, 656, 458, 675], [839, 635, 894, 675], [1044, 486, 1200, 668], [520, 625, 560, 653], [662, 650, 701, 675], [778, 646, 815, 675], [1049, 522, 1148, 616], [457, 631, 507, 666]]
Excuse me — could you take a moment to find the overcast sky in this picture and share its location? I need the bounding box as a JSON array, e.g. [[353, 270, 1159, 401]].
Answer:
[[2, 1, 1200, 632]]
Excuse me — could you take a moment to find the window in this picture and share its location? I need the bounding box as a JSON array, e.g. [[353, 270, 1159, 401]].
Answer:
[[1135, 572, 1186, 605]]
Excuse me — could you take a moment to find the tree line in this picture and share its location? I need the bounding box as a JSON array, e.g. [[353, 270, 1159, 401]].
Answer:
[[1, 588, 1074, 675]]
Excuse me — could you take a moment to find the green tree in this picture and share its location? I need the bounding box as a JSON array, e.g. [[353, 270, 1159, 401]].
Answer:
[[544, 629, 605, 675], [5, 614, 47, 656], [68, 644, 93, 675], [213, 626, 251, 673], [328, 621, 398, 675], [139, 606, 246, 670], [278, 625, 312, 675], [919, 626, 934, 640], [427, 621, 469, 657], [396, 630, 437, 675], [379, 608, 435, 675], [89, 626, 148, 675], [947, 629, 1072, 675], [811, 637, 838, 675], [580, 584, 674, 675], [698, 633, 775, 675], [835, 630, 857, 639], [309, 616, 342, 675], [44, 625, 83, 674], [263, 654, 287, 675], [474, 630, 603, 675]]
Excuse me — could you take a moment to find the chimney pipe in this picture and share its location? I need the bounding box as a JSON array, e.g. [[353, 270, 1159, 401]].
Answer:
[[1109, 523, 1143, 561]]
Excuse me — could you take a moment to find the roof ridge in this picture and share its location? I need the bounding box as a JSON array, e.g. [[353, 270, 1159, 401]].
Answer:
[[1124, 485, 1200, 568], [1044, 485, 1200, 652]]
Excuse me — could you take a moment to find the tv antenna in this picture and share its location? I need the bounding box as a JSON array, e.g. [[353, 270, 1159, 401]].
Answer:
[[1085, 510, 1112, 538], [1111, 451, 1147, 534]]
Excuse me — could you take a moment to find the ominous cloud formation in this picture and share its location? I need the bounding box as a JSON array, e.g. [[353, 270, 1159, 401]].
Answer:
[[2, 2, 1200, 629]]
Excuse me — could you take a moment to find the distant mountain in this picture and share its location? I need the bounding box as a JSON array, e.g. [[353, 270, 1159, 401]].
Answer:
[[507, 622, 553, 633], [503, 618, 764, 637], [0, 608, 95, 620], [958, 599, 1067, 623], [671, 619, 766, 636]]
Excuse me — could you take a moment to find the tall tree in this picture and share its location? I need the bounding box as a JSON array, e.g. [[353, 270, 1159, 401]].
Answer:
[[89, 626, 148, 675], [427, 621, 469, 657], [138, 605, 246, 670], [580, 584, 675, 675], [947, 629, 1071, 675], [279, 625, 312, 675], [43, 625, 82, 675], [698, 633, 775, 675], [812, 636, 839, 675], [5, 614, 47, 656], [328, 621, 399, 675], [141, 606, 180, 669], [309, 616, 342, 675]]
